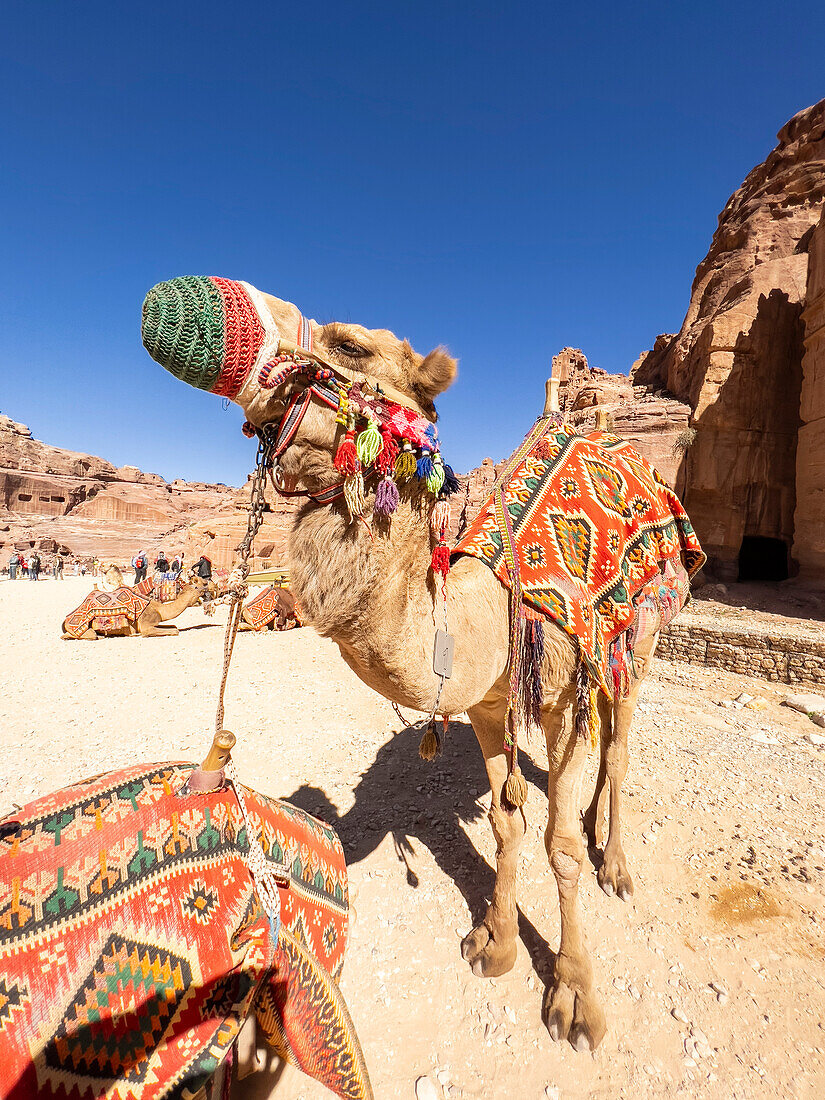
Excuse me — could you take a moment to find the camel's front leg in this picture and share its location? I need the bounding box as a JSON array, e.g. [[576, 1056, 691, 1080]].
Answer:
[[544, 696, 606, 1051], [461, 696, 525, 978]]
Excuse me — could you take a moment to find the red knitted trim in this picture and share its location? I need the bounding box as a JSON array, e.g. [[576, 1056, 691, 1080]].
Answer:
[[210, 278, 265, 399]]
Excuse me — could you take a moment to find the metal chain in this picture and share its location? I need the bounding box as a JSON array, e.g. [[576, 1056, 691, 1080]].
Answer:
[[214, 425, 275, 734]]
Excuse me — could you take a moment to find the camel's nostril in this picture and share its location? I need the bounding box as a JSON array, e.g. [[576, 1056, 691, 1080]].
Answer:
[[141, 276, 227, 391]]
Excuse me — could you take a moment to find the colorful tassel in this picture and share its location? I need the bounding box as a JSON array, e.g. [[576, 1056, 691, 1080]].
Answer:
[[430, 499, 451, 539], [431, 542, 451, 577], [395, 441, 417, 482], [374, 475, 400, 516], [335, 392, 349, 427], [376, 428, 399, 474], [419, 717, 441, 761], [334, 428, 361, 477], [416, 454, 434, 482], [441, 464, 460, 496], [356, 416, 382, 466], [343, 472, 366, 520]]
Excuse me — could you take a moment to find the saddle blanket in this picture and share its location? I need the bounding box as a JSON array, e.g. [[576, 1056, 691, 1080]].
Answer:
[[242, 586, 284, 631], [63, 586, 152, 639], [454, 421, 705, 698], [0, 762, 371, 1100]]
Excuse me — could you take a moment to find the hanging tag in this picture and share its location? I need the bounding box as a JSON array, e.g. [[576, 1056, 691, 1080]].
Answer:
[[433, 630, 454, 678]]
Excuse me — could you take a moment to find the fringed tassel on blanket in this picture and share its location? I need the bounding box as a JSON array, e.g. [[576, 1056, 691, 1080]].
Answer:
[[575, 652, 600, 748]]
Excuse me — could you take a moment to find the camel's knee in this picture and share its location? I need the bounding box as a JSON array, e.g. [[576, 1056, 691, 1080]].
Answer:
[[546, 833, 584, 883], [489, 804, 526, 854]]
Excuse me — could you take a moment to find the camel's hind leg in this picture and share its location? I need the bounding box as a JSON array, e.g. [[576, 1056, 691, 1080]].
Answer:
[[544, 691, 606, 1051], [461, 693, 524, 978], [581, 693, 613, 849]]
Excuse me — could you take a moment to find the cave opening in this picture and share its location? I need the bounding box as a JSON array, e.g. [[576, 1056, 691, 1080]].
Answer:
[[738, 536, 789, 582]]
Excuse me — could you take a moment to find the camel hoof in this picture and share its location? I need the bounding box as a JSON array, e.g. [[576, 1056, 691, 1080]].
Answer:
[[543, 980, 605, 1051], [598, 852, 634, 901], [461, 924, 516, 978]]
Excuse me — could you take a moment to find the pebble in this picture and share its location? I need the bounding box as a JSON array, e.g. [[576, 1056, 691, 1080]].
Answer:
[[806, 732, 825, 746], [671, 1007, 689, 1024], [414, 1076, 439, 1100], [544, 1088, 560, 1100]]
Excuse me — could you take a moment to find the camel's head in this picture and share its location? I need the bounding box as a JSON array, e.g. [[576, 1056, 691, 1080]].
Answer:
[[141, 277, 457, 492]]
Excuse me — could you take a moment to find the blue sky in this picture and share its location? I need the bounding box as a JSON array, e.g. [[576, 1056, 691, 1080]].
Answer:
[[1, 1, 822, 483]]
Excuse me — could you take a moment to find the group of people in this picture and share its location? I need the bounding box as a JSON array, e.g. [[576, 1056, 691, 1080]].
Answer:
[[5, 551, 64, 580], [131, 550, 211, 583]]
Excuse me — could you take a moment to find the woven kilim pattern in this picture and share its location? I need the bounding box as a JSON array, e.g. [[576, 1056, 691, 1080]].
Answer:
[[0, 762, 371, 1100], [63, 585, 152, 638], [454, 422, 705, 698], [242, 586, 295, 631]]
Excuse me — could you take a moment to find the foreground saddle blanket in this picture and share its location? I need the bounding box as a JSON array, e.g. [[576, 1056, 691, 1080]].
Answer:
[[0, 762, 371, 1100], [454, 423, 705, 697], [63, 586, 153, 638]]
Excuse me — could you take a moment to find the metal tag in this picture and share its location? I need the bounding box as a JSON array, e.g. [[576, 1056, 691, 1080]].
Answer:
[[433, 630, 454, 679]]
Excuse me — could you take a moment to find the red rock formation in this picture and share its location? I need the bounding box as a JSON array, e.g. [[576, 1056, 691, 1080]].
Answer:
[[632, 99, 825, 579], [796, 209, 825, 580], [0, 415, 235, 565]]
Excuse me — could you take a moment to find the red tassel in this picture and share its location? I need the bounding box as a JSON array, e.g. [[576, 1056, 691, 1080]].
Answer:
[[376, 428, 399, 474], [334, 430, 361, 476], [431, 542, 451, 577]]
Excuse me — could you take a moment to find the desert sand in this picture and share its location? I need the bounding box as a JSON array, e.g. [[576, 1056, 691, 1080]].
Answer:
[[1, 577, 824, 1099]]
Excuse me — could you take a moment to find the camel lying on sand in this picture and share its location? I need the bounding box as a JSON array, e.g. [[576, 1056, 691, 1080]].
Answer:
[[142, 277, 700, 1051], [239, 585, 301, 631], [62, 578, 212, 639], [93, 563, 124, 591]]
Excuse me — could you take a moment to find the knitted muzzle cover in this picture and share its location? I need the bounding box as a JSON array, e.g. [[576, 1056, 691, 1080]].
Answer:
[[141, 276, 280, 399]]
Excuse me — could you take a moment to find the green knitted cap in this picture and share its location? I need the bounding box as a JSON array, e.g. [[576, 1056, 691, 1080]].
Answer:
[[141, 276, 226, 391]]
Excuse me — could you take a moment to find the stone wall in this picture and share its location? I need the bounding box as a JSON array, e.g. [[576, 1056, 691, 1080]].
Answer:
[[795, 209, 825, 580], [656, 620, 825, 686]]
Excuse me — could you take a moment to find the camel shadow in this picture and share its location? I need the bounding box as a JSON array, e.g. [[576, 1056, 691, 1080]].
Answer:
[[284, 718, 556, 985]]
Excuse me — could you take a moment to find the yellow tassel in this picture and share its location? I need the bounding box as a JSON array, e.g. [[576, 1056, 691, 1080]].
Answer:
[[418, 721, 440, 761], [395, 441, 417, 482], [504, 765, 528, 808], [589, 685, 600, 749]]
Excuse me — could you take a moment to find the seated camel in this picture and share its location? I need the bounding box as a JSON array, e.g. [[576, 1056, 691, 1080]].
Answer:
[[62, 577, 212, 639], [239, 584, 302, 631], [142, 276, 704, 1051], [92, 562, 124, 591]]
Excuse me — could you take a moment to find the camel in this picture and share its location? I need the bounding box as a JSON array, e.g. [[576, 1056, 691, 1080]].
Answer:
[[62, 577, 212, 639], [142, 277, 700, 1051], [93, 562, 124, 591], [239, 585, 301, 631]]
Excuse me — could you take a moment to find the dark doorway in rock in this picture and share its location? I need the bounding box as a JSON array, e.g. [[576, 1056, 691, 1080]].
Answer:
[[738, 536, 789, 582]]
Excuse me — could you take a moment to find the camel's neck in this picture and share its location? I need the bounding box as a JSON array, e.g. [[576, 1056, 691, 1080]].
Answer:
[[288, 494, 510, 714], [157, 587, 199, 620]]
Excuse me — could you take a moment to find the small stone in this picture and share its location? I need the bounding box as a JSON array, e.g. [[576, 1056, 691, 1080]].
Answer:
[[717, 991, 729, 1006], [545, 1088, 560, 1100], [671, 1007, 689, 1023], [504, 1006, 516, 1024], [736, 692, 754, 704], [628, 983, 641, 1000], [806, 731, 825, 746], [415, 1076, 439, 1100]]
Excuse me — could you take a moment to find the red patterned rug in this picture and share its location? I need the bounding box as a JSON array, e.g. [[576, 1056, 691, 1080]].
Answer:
[[0, 762, 371, 1099], [454, 420, 705, 699], [63, 586, 153, 638]]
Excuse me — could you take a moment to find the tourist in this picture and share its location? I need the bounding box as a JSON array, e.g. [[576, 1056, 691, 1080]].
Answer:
[[171, 552, 184, 574], [193, 554, 212, 581], [155, 549, 169, 574], [80, 562, 86, 577], [132, 550, 148, 584], [54, 556, 64, 580], [8, 552, 19, 581], [20, 557, 28, 578], [29, 552, 41, 581]]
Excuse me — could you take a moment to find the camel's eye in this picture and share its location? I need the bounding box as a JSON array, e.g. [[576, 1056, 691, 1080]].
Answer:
[[333, 340, 368, 358]]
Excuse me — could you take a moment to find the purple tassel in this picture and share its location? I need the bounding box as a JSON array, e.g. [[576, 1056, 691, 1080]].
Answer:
[[375, 475, 400, 516]]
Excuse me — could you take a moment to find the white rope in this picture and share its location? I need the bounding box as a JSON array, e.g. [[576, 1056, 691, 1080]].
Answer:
[[225, 758, 290, 941]]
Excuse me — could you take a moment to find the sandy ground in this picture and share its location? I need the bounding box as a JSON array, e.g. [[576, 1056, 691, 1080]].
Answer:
[[1, 577, 824, 1100]]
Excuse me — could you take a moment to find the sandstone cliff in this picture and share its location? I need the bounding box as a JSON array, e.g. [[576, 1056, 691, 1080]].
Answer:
[[632, 99, 825, 578]]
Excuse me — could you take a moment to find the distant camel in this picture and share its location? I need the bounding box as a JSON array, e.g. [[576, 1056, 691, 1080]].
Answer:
[[62, 578, 212, 639]]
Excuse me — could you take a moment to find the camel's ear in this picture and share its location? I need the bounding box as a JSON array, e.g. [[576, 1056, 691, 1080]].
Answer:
[[415, 346, 458, 400]]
